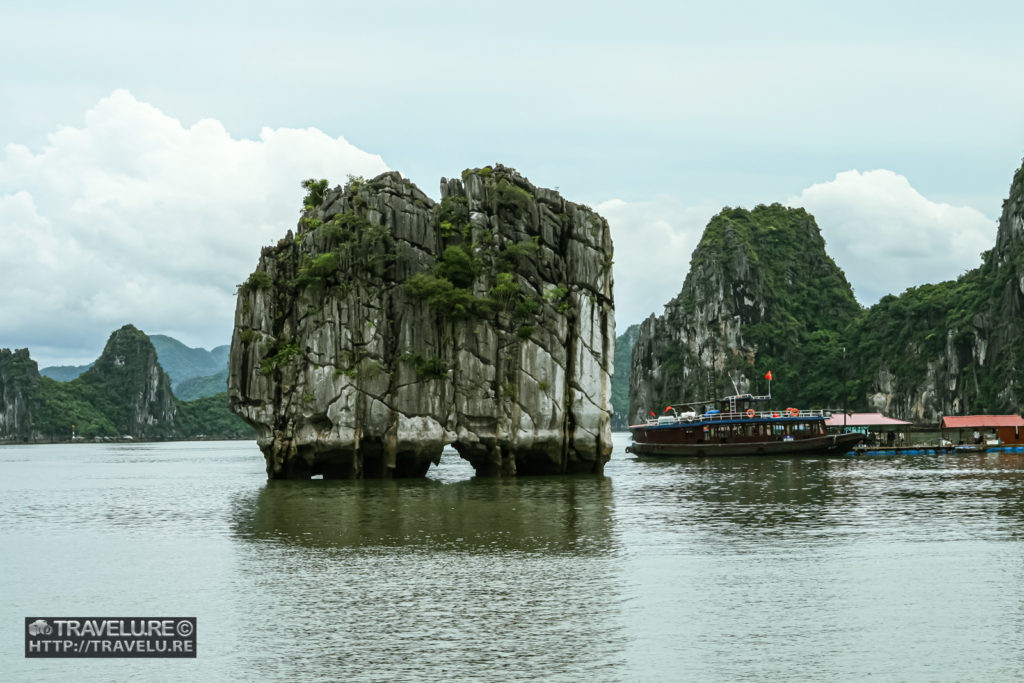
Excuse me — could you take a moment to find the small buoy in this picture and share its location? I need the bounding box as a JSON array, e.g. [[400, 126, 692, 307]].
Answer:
[[746, 408, 755, 418]]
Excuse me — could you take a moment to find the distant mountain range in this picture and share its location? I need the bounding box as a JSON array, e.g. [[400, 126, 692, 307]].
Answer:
[[41, 334, 229, 400]]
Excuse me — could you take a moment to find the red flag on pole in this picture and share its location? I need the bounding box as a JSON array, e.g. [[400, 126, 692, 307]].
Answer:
[[765, 370, 773, 381], [649, 410, 656, 417], [664, 406, 672, 413]]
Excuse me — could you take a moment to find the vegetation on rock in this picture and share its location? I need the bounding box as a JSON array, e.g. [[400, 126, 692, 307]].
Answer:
[[610, 324, 639, 429], [230, 166, 615, 479]]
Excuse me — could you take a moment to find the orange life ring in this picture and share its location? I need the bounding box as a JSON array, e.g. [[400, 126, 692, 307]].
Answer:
[[746, 409, 755, 418], [787, 407, 798, 416]]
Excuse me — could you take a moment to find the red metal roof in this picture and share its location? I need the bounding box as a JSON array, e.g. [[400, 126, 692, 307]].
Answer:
[[940, 415, 1024, 429], [824, 412, 912, 427]]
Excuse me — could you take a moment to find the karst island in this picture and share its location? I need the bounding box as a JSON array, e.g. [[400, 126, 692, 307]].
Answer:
[[228, 165, 615, 479]]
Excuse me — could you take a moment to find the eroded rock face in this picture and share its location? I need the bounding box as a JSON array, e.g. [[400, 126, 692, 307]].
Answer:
[[0, 349, 39, 442], [229, 166, 614, 478], [86, 324, 178, 436], [628, 204, 860, 424], [860, 161, 1024, 421]]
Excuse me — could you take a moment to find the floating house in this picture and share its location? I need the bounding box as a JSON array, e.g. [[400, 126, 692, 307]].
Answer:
[[940, 415, 1024, 446], [824, 412, 913, 446]]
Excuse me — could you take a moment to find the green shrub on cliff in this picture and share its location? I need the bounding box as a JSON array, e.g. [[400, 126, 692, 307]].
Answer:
[[238, 270, 273, 296], [292, 212, 394, 290], [301, 178, 329, 209], [437, 195, 470, 233], [405, 272, 491, 319], [260, 340, 301, 376], [494, 178, 533, 216], [434, 245, 478, 288]]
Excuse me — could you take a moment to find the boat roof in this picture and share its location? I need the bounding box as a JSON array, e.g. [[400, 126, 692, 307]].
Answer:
[[629, 413, 825, 430], [824, 412, 912, 427], [940, 415, 1024, 429]]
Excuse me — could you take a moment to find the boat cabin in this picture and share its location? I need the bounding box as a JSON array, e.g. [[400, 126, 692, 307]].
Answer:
[[628, 393, 860, 456], [637, 394, 831, 444]]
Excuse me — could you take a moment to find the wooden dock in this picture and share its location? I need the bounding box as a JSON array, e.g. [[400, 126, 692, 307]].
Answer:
[[853, 444, 1024, 455]]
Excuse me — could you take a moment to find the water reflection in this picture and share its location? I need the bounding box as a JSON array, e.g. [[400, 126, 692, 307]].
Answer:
[[623, 450, 1024, 544], [632, 456, 845, 532], [232, 475, 616, 554], [228, 475, 627, 681]]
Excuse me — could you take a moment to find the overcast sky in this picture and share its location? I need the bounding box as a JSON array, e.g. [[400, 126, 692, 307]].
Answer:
[[2, 1, 1023, 366]]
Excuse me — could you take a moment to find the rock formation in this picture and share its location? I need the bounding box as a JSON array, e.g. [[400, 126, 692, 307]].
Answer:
[[0, 325, 247, 441], [229, 165, 615, 478], [81, 324, 179, 437], [629, 203, 860, 424], [0, 348, 40, 442], [848, 159, 1024, 420], [628, 158, 1024, 424]]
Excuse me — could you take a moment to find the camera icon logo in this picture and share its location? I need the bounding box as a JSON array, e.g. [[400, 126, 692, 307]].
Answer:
[[28, 619, 53, 636]]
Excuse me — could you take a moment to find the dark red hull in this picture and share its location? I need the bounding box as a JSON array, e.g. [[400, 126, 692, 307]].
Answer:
[[626, 431, 864, 457]]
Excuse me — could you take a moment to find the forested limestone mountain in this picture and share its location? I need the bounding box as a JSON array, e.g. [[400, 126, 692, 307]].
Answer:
[[610, 323, 639, 430], [230, 167, 614, 478], [630, 158, 1024, 424], [0, 349, 38, 441], [630, 203, 860, 422], [0, 325, 253, 441], [847, 160, 1024, 419], [42, 335, 230, 400]]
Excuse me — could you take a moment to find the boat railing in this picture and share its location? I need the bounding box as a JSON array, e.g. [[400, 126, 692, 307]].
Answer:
[[645, 408, 828, 426]]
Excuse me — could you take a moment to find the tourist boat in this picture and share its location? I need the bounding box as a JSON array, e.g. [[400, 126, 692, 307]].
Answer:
[[626, 393, 864, 457]]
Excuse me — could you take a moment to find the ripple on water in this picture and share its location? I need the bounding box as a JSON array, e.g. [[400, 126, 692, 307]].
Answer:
[[2, 437, 1024, 680]]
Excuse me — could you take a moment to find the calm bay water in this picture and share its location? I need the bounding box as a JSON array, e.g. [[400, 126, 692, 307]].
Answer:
[[2, 433, 1024, 681]]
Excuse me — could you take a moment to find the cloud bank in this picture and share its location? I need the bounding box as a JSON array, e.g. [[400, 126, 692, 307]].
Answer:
[[0, 90, 388, 365], [600, 197, 717, 332], [789, 170, 995, 304], [1, 92, 999, 364]]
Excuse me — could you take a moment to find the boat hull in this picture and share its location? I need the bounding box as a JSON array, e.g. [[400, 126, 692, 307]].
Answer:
[[626, 431, 864, 457]]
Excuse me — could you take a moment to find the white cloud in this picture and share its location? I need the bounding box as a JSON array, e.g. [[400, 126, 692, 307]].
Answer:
[[2, 91, 999, 366], [599, 196, 717, 333], [0, 90, 388, 366], [789, 170, 996, 304]]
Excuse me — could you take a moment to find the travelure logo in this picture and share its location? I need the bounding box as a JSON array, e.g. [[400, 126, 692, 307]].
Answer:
[[27, 619, 52, 636], [25, 617, 196, 658]]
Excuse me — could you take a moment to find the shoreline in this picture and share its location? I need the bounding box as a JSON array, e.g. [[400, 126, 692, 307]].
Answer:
[[0, 435, 255, 447]]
